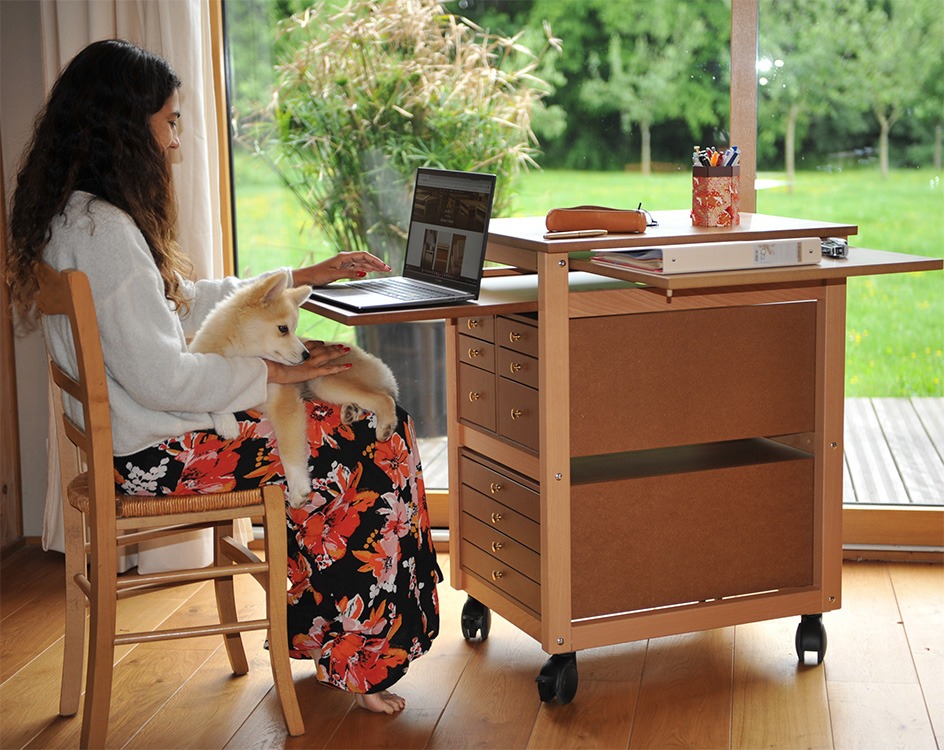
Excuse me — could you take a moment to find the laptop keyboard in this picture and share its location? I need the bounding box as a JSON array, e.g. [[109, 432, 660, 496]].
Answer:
[[355, 277, 461, 301]]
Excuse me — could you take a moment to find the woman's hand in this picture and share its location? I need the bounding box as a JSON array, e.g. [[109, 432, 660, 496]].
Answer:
[[264, 341, 352, 384], [292, 252, 391, 288]]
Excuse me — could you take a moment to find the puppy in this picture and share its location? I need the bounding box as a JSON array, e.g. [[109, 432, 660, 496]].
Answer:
[[190, 271, 399, 507]]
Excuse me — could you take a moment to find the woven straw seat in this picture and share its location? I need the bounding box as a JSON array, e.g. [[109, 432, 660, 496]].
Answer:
[[66, 473, 271, 518], [37, 264, 304, 748]]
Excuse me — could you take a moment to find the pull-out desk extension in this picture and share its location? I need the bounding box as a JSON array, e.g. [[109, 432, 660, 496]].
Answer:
[[304, 210, 942, 704]]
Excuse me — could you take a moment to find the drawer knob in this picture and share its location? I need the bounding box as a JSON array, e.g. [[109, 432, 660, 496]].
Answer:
[[489, 482, 503, 494], [509, 362, 523, 373], [490, 512, 503, 524], [509, 331, 522, 342], [491, 569, 505, 581], [491, 541, 504, 552], [468, 347, 481, 358], [467, 319, 480, 329], [510, 408, 523, 420], [468, 391, 481, 402]]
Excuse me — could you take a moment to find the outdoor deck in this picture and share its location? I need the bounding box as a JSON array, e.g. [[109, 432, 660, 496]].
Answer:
[[418, 397, 944, 506]]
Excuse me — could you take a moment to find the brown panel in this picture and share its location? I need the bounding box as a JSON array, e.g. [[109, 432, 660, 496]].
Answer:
[[570, 303, 816, 456], [497, 316, 539, 356], [461, 538, 541, 614], [570, 458, 815, 618], [497, 378, 539, 451], [458, 333, 495, 372], [458, 315, 495, 342], [498, 348, 538, 388], [458, 363, 496, 432], [460, 453, 540, 521], [462, 512, 541, 581], [462, 486, 540, 551]]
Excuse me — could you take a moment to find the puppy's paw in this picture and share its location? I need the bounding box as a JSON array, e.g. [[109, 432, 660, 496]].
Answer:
[[286, 489, 309, 509], [212, 414, 240, 440], [341, 403, 364, 425], [376, 418, 398, 442]]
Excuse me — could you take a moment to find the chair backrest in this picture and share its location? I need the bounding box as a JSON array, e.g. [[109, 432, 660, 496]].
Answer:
[[36, 263, 118, 536]]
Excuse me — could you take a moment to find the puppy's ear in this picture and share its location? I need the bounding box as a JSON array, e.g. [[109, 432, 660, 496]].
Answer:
[[289, 284, 313, 308], [258, 270, 290, 304]]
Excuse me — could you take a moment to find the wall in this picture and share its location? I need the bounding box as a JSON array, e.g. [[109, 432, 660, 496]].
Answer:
[[1, 1, 53, 540]]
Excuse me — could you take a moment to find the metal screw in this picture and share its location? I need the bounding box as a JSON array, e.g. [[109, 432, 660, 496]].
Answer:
[[555, 473, 563, 480], [558, 260, 566, 267], [828, 596, 836, 602], [557, 637, 564, 645], [830, 442, 839, 449]]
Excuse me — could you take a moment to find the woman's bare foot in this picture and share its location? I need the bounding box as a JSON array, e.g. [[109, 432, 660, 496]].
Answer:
[[354, 691, 406, 714]]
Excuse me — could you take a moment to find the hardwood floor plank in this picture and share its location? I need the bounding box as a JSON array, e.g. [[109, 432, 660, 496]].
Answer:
[[526, 642, 645, 750], [843, 399, 910, 504], [732, 617, 832, 749], [424, 611, 545, 749], [0, 546, 64, 618], [825, 562, 937, 748], [888, 563, 944, 744], [628, 630, 733, 750], [827, 681, 937, 749], [872, 398, 944, 504]]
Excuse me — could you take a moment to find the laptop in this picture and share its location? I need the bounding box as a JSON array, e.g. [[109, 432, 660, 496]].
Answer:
[[308, 168, 496, 311]]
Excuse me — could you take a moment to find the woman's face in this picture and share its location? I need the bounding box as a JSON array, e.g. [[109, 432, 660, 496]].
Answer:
[[149, 91, 180, 152]]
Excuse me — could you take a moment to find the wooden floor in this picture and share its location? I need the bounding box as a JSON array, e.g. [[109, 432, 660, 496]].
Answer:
[[421, 398, 944, 506], [1, 545, 941, 749]]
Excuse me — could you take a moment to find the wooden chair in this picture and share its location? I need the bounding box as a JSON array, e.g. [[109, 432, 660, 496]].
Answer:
[[36, 263, 304, 748]]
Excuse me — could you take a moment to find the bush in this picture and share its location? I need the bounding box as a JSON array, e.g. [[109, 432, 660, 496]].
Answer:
[[249, 0, 558, 269]]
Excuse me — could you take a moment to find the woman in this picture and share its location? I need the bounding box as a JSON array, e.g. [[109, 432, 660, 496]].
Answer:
[[5, 39, 440, 715]]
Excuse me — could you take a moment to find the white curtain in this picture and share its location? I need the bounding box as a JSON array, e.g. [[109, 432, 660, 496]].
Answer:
[[40, 0, 248, 571]]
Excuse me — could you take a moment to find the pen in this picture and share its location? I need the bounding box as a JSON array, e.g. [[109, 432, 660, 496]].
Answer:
[[543, 229, 608, 239]]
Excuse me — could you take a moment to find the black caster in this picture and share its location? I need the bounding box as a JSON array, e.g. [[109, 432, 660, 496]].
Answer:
[[795, 613, 827, 664], [461, 596, 491, 641], [535, 652, 578, 704]]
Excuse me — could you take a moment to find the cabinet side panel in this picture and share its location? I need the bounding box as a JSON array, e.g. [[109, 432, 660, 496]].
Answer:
[[570, 459, 815, 618], [570, 303, 816, 455]]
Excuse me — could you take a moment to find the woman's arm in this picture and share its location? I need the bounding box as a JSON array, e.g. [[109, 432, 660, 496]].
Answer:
[[291, 252, 390, 288]]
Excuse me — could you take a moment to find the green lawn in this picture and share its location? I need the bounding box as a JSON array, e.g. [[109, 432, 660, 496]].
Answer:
[[233, 152, 943, 397]]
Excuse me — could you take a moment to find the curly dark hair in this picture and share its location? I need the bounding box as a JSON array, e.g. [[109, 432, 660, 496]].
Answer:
[[5, 39, 192, 320]]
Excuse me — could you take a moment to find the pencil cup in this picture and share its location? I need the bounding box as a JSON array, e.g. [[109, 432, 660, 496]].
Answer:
[[692, 166, 740, 227]]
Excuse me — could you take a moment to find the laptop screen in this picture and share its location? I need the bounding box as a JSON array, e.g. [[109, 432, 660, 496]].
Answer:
[[402, 168, 496, 295]]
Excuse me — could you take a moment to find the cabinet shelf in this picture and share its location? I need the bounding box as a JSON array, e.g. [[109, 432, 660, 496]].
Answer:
[[571, 437, 812, 485]]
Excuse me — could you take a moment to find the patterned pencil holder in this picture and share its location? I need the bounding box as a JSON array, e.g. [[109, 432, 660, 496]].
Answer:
[[692, 166, 740, 227]]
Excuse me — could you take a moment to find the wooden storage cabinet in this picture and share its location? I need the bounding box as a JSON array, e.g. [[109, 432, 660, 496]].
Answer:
[[457, 314, 540, 453]]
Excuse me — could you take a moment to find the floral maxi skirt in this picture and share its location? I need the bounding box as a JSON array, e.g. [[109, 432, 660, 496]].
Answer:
[[114, 401, 442, 695]]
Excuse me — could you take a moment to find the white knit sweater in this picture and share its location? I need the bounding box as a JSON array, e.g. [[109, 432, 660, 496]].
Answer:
[[42, 191, 283, 455]]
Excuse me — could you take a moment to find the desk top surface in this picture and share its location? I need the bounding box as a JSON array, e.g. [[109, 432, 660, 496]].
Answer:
[[302, 212, 941, 324]]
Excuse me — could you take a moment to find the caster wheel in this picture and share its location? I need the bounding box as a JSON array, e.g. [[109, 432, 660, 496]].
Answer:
[[795, 614, 827, 664], [461, 597, 491, 641], [535, 652, 578, 704]]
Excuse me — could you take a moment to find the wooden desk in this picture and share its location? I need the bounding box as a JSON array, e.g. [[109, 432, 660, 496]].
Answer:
[[304, 211, 942, 704]]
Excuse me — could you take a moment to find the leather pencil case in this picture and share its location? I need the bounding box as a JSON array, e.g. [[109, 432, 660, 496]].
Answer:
[[545, 205, 648, 234]]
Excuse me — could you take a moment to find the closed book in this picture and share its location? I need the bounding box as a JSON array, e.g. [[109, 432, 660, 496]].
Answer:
[[591, 237, 821, 274]]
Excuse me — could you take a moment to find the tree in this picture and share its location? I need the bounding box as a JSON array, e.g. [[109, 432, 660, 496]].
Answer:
[[758, 0, 847, 190], [841, 0, 939, 178]]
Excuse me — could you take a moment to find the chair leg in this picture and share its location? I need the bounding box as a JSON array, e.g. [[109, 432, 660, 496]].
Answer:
[[60, 501, 87, 717], [80, 538, 119, 749], [214, 523, 250, 675], [261, 485, 305, 736]]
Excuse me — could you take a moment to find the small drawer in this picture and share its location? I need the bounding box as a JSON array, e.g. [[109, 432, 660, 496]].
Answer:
[[497, 316, 538, 357], [459, 315, 495, 342], [497, 348, 538, 388], [498, 378, 539, 452], [458, 333, 495, 372], [461, 486, 540, 551], [460, 538, 541, 615], [460, 453, 539, 521], [462, 512, 540, 582], [458, 363, 496, 432]]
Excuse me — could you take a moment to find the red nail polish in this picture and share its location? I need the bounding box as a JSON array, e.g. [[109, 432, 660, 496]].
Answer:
[[356, 271, 367, 277]]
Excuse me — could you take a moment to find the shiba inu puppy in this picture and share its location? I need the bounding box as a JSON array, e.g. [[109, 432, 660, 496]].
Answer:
[[190, 271, 399, 508]]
